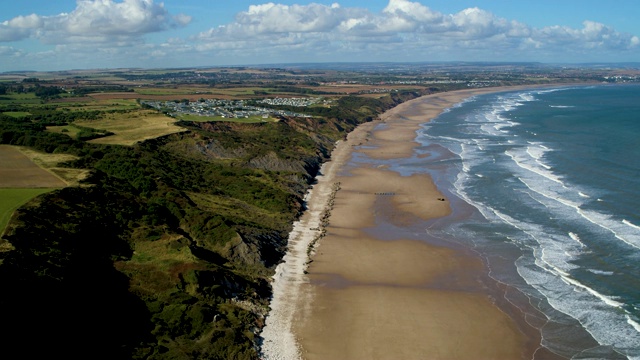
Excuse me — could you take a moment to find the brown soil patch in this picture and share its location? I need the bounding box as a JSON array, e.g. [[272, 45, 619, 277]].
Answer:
[[0, 145, 67, 188]]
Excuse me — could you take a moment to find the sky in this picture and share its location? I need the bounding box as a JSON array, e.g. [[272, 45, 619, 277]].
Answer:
[[1, 0, 639, 71]]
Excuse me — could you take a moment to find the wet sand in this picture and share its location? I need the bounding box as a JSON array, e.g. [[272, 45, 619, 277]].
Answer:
[[260, 87, 559, 360], [295, 88, 546, 360]]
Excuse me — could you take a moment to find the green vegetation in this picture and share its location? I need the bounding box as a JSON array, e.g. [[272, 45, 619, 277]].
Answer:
[[0, 76, 425, 358], [48, 123, 114, 141], [0, 92, 41, 105], [0, 188, 53, 235], [71, 85, 134, 95], [134, 87, 199, 96], [3, 111, 31, 118], [47, 124, 82, 138]]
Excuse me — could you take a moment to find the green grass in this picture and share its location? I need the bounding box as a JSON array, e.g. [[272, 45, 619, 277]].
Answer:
[[186, 192, 289, 230], [134, 88, 198, 96], [0, 188, 54, 235], [46, 125, 82, 138], [129, 234, 198, 269], [0, 93, 41, 105], [59, 100, 139, 111], [2, 111, 31, 118]]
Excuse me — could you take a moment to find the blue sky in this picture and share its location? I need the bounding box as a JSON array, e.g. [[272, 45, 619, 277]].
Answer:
[[1, 0, 639, 71]]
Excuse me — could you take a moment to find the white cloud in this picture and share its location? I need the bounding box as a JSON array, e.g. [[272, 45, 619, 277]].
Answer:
[[533, 20, 639, 51], [0, 0, 191, 44], [193, 0, 639, 62], [0, 45, 24, 57], [0, 14, 42, 41], [1, 0, 639, 69], [236, 2, 348, 33]]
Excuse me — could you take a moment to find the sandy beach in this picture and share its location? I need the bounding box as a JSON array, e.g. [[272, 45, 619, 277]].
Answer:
[[260, 87, 558, 360]]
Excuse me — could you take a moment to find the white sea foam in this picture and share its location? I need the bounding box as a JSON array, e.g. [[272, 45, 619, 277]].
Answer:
[[518, 252, 640, 359], [506, 149, 565, 185], [558, 273, 625, 308], [519, 93, 536, 102], [520, 238, 640, 357], [569, 232, 586, 248], [460, 143, 470, 173], [578, 192, 590, 198], [526, 145, 547, 160], [535, 87, 573, 95], [526, 145, 553, 170], [491, 208, 581, 272], [624, 219, 640, 231], [627, 316, 640, 333], [515, 174, 640, 251], [480, 123, 499, 135], [576, 208, 640, 251], [478, 205, 638, 349], [587, 269, 614, 276]]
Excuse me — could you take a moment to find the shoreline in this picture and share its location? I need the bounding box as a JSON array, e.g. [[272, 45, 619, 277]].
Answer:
[[259, 85, 568, 360]]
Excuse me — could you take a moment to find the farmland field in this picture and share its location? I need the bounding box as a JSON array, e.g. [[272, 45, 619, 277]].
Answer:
[[0, 145, 68, 235], [0, 145, 67, 188], [16, 146, 90, 186], [53, 98, 139, 111], [75, 109, 187, 146]]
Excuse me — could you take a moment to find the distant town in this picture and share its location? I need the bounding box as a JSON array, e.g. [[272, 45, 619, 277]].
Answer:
[[141, 97, 330, 120]]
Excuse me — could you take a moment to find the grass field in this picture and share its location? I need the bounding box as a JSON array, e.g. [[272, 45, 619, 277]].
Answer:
[[55, 98, 140, 111], [134, 87, 202, 96], [0, 188, 54, 236], [0, 93, 42, 105], [16, 146, 90, 186], [3, 111, 31, 118], [208, 87, 271, 96], [47, 124, 82, 138], [0, 145, 68, 188], [76, 109, 187, 146], [132, 86, 284, 98]]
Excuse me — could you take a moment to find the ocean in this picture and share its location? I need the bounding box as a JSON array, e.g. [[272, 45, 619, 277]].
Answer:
[[410, 84, 640, 359]]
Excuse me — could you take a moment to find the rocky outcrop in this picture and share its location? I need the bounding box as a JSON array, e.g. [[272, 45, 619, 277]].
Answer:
[[196, 138, 248, 159]]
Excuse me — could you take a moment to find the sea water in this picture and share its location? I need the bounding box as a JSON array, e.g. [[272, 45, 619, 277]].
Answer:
[[411, 84, 640, 359]]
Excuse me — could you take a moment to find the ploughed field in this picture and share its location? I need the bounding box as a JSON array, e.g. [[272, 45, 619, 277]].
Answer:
[[0, 145, 67, 234], [0, 145, 67, 188]]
